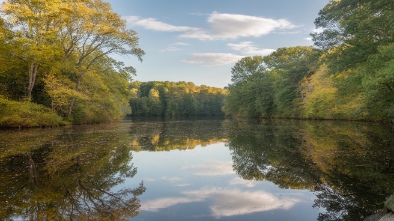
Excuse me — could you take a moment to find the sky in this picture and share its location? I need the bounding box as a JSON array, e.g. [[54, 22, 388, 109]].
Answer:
[[2, 0, 330, 88]]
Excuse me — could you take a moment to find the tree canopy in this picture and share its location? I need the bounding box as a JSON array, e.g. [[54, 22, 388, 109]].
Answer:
[[223, 0, 394, 122], [0, 0, 144, 126]]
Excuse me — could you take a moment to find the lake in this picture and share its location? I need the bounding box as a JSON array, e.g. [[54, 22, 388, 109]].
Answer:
[[1, 118, 394, 221]]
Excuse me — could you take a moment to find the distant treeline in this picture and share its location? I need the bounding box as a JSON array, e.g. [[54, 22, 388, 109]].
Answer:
[[129, 81, 227, 117], [223, 0, 394, 122]]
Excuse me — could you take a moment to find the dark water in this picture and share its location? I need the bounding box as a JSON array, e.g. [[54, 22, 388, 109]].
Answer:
[[1, 119, 394, 221]]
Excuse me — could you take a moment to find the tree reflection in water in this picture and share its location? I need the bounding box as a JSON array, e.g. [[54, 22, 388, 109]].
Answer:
[[1, 119, 394, 221], [0, 125, 145, 221], [225, 119, 394, 221]]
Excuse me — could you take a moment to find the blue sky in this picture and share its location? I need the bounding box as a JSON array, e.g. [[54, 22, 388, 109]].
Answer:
[[106, 0, 330, 88]]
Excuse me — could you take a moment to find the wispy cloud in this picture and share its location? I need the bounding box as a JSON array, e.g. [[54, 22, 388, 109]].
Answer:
[[227, 41, 275, 56], [182, 53, 244, 66], [125, 12, 295, 41], [161, 42, 190, 52], [182, 42, 274, 66], [125, 16, 200, 32]]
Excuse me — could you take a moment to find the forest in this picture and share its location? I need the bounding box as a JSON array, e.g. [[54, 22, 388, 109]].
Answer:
[[223, 0, 394, 122], [129, 81, 227, 117]]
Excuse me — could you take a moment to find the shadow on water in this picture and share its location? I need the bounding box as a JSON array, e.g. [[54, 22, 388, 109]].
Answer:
[[0, 124, 145, 221]]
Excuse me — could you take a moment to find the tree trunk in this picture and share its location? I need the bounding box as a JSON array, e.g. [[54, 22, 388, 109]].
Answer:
[[27, 62, 39, 100], [67, 75, 82, 118]]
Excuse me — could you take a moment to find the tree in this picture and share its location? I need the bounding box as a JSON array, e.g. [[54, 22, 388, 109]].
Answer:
[[360, 43, 394, 120], [54, 0, 144, 118], [2, 0, 63, 99], [223, 56, 272, 117], [148, 88, 162, 116], [230, 56, 264, 85], [263, 46, 321, 117], [311, 0, 394, 73]]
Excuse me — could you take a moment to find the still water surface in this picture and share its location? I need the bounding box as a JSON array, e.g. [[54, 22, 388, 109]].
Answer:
[[1, 119, 394, 220]]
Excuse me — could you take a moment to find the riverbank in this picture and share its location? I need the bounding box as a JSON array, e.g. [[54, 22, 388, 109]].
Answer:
[[229, 115, 394, 127]]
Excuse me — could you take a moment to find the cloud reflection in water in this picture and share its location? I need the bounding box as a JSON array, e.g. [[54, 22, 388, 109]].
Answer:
[[140, 158, 301, 218], [141, 188, 299, 218], [181, 160, 234, 176]]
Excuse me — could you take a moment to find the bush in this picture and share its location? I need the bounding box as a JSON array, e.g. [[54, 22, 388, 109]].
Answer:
[[0, 96, 66, 128]]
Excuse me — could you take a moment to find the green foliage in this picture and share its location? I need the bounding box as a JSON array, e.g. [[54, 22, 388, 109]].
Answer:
[[312, 0, 394, 74], [230, 56, 264, 85], [265, 46, 322, 117], [223, 47, 321, 118], [0, 96, 65, 127], [301, 67, 339, 119], [129, 81, 227, 117], [224, 0, 394, 122], [0, 0, 143, 127], [360, 43, 394, 120], [223, 56, 275, 117]]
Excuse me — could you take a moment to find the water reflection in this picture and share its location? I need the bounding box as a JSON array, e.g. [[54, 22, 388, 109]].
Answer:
[[141, 188, 300, 218], [0, 125, 145, 221], [1, 119, 394, 220], [127, 120, 318, 220], [128, 120, 227, 151], [225, 119, 394, 220]]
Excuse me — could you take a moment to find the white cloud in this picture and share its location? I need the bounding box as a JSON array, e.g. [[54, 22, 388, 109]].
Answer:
[[182, 53, 244, 66], [182, 161, 235, 175], [125, 12, 295, 41], [173, 42, 189, 46], [208, 12, 295, 39], [141, 188, 300, 217], [209, 189, 299, 218], [227, 41, 275, 56], [160, 177, 182, 182], [125, 16, 200, 32], [175, 183, 191, 187], [141, 197, 204, 212], [229, 177, 257, 188]]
